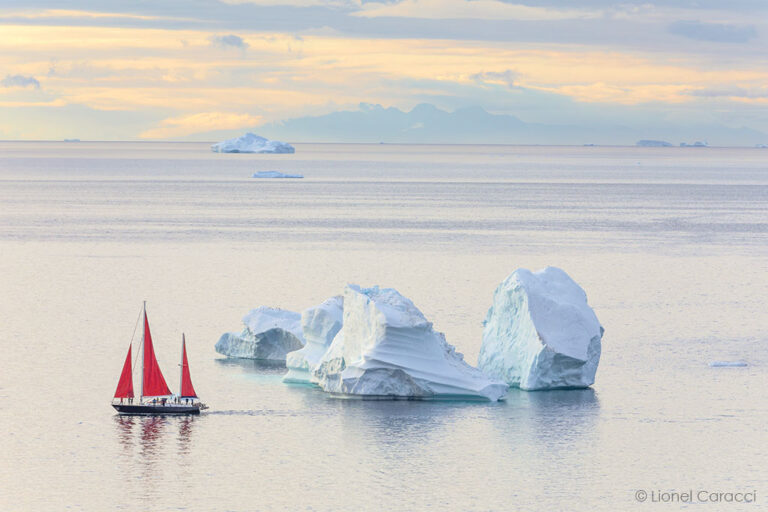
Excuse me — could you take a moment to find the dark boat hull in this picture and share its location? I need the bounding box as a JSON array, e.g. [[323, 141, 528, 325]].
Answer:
[[112, 403, 200, 415]]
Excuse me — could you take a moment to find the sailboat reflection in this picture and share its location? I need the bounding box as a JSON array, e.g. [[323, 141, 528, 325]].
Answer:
[[113, 414, 197, 455], [114, 415, 135, 452], [177, 416, 196, 453], [140, 416, 168, 457]]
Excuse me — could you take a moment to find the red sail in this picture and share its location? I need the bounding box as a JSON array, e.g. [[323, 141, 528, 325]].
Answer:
[[142, 313, 171, 397], [180, 336, 197, 398], [114, 344, 134, 398]]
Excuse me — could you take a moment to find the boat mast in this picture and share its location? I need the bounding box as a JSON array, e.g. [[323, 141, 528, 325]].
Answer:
[[140, 300, 145, 401], [179, 333, 185, 400]]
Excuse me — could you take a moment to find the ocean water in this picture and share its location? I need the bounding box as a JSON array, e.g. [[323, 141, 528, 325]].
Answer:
[[0, 141, 766, 511]]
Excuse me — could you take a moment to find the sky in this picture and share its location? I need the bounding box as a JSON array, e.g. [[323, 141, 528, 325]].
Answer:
[[1, 0, 768, 143]]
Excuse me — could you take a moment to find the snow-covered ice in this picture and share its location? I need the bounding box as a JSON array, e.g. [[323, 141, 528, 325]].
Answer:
[[215, 307, 305, 361], [283, 296, 344, 384], [312, 285, 508, 400], [211, 133, 295, 154], [709, 361, 748, 367], [478, 267, 603, 390], [252, 171, 303, 179]]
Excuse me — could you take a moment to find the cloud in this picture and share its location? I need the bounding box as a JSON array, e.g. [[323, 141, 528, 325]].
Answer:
[[685, 86, 768, 99], [5, 9, 166, 21], [140, 111, 262, 139], [220, 0, 355, 6], [0, 98, 66, 107], [353, 0, 601, 20], [471, 70, 519, 87], [1, 74, 41, 88], [669, 20, 757, 43], [210, 34, 249, 49]]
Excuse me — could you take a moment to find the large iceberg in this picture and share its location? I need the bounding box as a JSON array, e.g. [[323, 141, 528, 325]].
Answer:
[[211, 133, 295, 154], [312, 285, 508, 401], [478, 267, 603, 390], [215, 307, 305, 361], [283, 296, 344, 384]]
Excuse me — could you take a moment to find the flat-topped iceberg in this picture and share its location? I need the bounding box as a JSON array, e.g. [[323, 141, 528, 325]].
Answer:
[[211, 133, 295, 154], [252, 171, 303, 179], [312, 285, 508, 401], [216, 307, 305, 361], [636, 139, 673, 147], [478, 267, 603, 390], [709, 361, 748, 367], [283, 296, 344, 384]]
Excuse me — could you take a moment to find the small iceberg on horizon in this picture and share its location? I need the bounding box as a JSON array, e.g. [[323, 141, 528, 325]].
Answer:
[[708, 361, 748, 367], [636, 139, 673, 147], [252, 170, 303, 179], [211, 133, 295, 154], [215, 307, 305, 361]]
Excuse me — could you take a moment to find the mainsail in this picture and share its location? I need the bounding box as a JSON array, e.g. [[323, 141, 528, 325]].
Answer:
[[142, 311, 171, 397], [180, 334, 198, 398], [113, 344, 134, 398]]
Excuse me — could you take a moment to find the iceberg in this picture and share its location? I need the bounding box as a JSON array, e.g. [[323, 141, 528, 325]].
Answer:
[[211, 133, 295, 154], [252, 171, 303, 179], [636, 139, 673, 147], [478, 267, 603, 391], [709, 361, 748, 367], [312, 285, 508, 401], [283, 296, 344, 384], [215, 307, 304, 361]]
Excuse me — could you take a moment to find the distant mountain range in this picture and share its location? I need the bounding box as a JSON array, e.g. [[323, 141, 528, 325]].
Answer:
[[259, 103, 766, 146]]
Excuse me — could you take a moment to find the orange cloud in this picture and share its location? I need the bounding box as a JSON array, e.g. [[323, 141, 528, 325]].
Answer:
[[1, 21, 767, 134], [140, 112, 262, 139]]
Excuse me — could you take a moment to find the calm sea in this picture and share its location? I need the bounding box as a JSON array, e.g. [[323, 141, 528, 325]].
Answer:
[[0, 142, 766, 511]]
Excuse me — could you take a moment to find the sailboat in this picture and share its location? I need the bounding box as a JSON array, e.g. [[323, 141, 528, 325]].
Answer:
[[112, 302, 206, 415]]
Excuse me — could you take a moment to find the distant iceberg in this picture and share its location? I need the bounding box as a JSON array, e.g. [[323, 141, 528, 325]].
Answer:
[[215, 307, 305, 361], [636, 139, 672, 147], [252, 171, 303, 179], [709, 361, 748, 367], [478, 267, 603, 390], [284, 296, 344, 384], [211, 133, 295, 154], [680, 141, 708, 147], [312, 285, 508, 401]]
